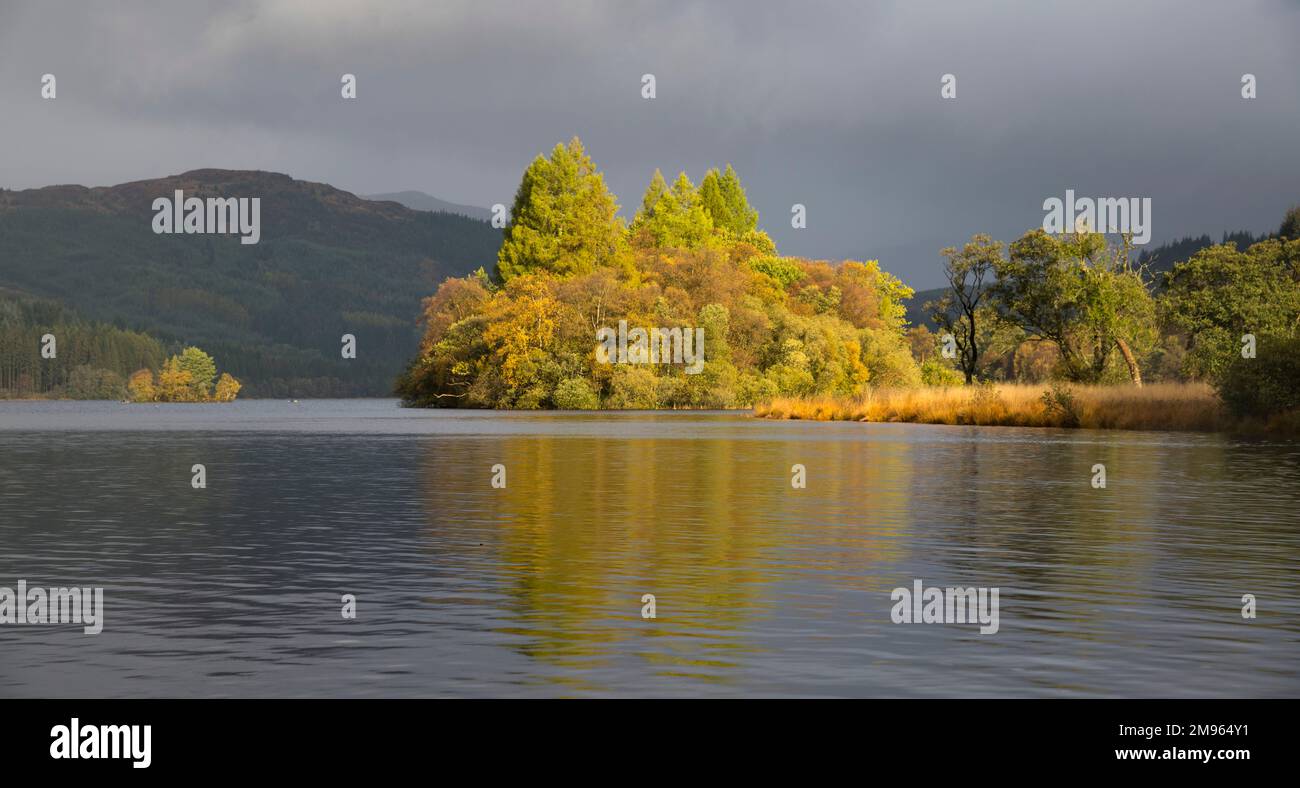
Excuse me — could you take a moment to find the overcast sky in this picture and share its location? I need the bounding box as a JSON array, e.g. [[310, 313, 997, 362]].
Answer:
[[2, 0, 1297, 288]]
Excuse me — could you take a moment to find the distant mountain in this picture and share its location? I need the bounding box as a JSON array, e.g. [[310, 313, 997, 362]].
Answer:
[[364, 191, 492, 222], [903, 287, 946, 330], [0, 169, 502, 396]]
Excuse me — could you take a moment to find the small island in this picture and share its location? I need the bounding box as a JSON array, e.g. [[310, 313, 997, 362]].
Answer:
[[127, 346, 241, 403], [0, 296, 242, 402]]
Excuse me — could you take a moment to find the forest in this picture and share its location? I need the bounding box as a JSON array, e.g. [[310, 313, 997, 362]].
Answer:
[[0, 292, 165, 398], [0, 170, 500, 397], [0, 292, 240, 401]]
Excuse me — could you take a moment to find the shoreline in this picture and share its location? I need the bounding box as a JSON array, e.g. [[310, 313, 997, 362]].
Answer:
[[4, 390, 1297, 436], [754, 383, 1300, 436]]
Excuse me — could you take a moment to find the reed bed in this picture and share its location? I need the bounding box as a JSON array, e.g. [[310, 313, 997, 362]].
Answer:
[[753, 382, 1248, 432]]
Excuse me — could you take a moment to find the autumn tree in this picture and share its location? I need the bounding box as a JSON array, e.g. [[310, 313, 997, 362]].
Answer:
[[127, 368, 156, 402], [480, 275, 560, 406], [636, 169, 668, 218], [699, 165, 758, 235], [835, 259, 912, 333], [495, 137, 629, 282], [155, 357, 194, 401], [631, 171, 714, 249], [416, 276, 491, 354], [632, 164, 773, 253], [213, 372, 242, 402]]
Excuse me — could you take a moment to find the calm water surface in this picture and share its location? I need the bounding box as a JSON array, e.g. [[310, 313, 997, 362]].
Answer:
[[1, 399, 1297, 697]]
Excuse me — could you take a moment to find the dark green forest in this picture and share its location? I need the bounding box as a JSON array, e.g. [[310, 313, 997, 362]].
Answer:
[[0, 170, 498, 396], [0, 291, 165, 398]]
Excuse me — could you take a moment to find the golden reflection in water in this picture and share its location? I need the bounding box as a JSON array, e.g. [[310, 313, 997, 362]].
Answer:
[[419, 426, 913, 690], [415, 420, 1300, 694]]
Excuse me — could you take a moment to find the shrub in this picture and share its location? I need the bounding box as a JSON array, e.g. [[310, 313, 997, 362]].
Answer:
[[748, 256, 806, 288], [1215, 333, 1300, 419], [1040, 381, 1082, 427], [65, 366, 126, 400], [921, 357, 965, 386], [552, 377, 600, 410], [966, 381, 1004, 413], [606, 366, 661, 409]]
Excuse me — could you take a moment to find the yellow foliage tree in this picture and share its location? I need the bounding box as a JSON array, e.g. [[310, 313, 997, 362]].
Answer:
[[481, 275, 558, 394], [213, 372, 242, 402], [127, 368, 157, 402], [156, 357, 194, 402]]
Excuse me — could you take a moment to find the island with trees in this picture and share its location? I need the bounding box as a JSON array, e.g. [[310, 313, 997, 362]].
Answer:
[[398, 137, 1299, 433], [0, 295, 241, 402], [127, 346, 242, 402], [398, 137, 918, 410]]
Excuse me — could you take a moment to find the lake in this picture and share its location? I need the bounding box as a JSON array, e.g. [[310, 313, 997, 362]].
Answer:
[[1, 399, 1297, 697]]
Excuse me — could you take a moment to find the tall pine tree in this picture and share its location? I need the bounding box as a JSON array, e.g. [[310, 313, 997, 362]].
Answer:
[[495, 137, 628, 281], [699, 164, 758, 235], [631, 171, 714, 249]]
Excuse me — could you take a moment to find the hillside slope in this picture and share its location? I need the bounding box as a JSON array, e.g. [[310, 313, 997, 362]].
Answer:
[[364, 191, 492, 222], [0, 170, 502, 396]]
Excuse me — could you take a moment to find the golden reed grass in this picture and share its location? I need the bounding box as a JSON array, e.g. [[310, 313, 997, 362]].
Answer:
[[752, 382, 1270, 433]]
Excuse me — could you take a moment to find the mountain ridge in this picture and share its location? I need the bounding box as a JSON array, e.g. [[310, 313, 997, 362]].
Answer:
[[363, 190, 492, 222], [0, 169, 502, 396]]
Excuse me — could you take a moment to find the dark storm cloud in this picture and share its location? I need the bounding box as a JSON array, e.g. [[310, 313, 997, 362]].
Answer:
[[2, 0, 1297, 286]]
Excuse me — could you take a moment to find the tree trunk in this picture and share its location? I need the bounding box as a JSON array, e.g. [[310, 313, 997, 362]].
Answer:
[[1115, 337, 1142, 387]]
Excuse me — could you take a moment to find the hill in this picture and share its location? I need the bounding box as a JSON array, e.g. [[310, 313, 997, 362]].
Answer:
[[364, 191, 492, 222], [0, 170, 502, 396], [903, 286, 947, 330]]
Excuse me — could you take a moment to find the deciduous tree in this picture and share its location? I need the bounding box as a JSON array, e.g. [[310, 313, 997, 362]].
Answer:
[[992, 230, 1156, 385], [929, 234, 1001, 384]]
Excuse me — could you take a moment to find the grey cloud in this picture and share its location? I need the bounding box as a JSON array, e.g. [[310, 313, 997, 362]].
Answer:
[[1, 0, 1297, 287]]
